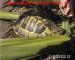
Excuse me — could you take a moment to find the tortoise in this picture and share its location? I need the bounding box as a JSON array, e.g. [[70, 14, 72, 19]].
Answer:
[[1, 0, 64, 38], [13, 6, 65, 38], [14, 16, 55, 38], [1, 7, 64, 38]]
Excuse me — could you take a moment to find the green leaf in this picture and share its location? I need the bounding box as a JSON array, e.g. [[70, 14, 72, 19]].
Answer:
[[0, 35, 70, 60]]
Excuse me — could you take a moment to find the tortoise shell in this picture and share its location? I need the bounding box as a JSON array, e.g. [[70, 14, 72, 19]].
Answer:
[[13, 15, 58, 38]]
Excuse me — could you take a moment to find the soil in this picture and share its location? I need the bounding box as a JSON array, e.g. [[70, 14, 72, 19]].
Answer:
[[0, 0, 14, 38]]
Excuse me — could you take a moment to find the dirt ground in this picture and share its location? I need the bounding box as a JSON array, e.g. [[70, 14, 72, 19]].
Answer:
[[0, 0, 14, 38]]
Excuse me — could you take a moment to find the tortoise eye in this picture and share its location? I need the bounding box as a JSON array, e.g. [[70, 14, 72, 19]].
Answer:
[[35, 23, 46, 34]]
